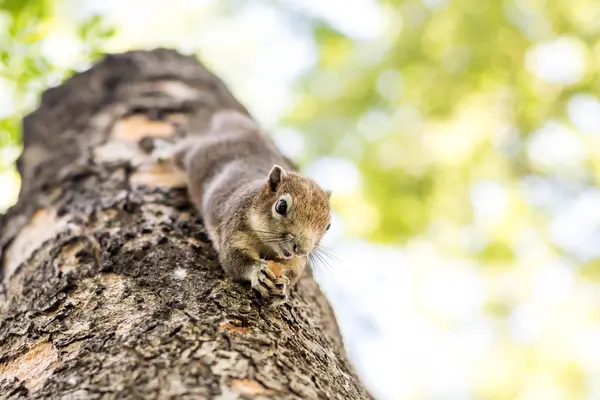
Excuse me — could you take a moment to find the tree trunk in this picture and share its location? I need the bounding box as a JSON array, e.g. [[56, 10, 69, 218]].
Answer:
[[0, 49, 370, 400]]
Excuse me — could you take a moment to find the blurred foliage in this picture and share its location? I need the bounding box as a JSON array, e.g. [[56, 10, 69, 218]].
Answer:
[[0, 0, 114, 140], [281, 1, 600, 397], [0, 0, 114, 209], [0, 0, 52, 147], [285, 0, 600, 255]]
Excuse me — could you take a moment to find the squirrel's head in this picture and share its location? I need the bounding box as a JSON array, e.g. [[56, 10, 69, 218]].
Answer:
[[250, 165, 332, 260]]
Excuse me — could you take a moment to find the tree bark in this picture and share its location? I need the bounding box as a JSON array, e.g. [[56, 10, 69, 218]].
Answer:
[[0, 49, 370, 400]]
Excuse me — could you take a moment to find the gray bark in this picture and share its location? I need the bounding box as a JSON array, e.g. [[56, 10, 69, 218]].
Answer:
[[0, 49, 371, 400]]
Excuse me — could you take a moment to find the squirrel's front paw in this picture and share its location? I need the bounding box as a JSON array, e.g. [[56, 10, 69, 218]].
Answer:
[[269, 275, 291, 307], [250, 261, 290, 303]]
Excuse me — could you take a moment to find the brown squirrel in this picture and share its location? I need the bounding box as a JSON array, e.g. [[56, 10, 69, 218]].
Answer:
[[173, 110, 332, 305]]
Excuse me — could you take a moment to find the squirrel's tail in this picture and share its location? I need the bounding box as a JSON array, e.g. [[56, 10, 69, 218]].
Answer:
[[210, 110, 259, 135], [172, 137, 197, 171], [172, 110, 257, 171]]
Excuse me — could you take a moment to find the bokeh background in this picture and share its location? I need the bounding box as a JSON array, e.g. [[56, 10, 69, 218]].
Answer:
[[2, 0, 600, 398]]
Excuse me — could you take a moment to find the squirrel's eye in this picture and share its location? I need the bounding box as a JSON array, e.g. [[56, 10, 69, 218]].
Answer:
[[326, 223, 331, 231], [275, 199, 288, 216]]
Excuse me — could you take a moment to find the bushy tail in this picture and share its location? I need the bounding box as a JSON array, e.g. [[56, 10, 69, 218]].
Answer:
[[210, 110, 259, 135], [172, 137, 198, 171], [172, 110, 258, 171]]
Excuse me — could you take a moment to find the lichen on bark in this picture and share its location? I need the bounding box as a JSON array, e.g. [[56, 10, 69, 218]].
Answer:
[[0, 49, 370, 400]]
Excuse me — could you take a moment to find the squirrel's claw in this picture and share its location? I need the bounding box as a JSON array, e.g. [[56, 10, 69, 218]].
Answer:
[[250, 262, 291, 306], [268, 276, 291, 307], [254, 283, 270, 298], [272, 276, 290, 294], [251, 261, 277, 298]]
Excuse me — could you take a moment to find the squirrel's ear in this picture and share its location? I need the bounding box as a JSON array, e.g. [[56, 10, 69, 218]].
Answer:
[[268, 165, 286, 192]]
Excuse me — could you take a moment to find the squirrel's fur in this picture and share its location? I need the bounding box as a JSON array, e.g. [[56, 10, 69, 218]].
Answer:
[[173, 110, 331, 304]]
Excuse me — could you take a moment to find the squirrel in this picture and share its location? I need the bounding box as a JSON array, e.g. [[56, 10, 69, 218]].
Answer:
[[172, 110, 332, 305]]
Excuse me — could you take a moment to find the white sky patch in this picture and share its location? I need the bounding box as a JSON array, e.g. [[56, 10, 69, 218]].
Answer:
[[314, 240, 425, 400], [549, 188, 600, 260], [525, 36, 587, 85], [272, 127, 305, 160], [0, 170, 20, 212], [519, 175, 570, 213], [520, 380, 567, 400], [172, 267, 188, 280], [282, 0, 387, 40], [355, 339, 413, 399], [421, 261, 486, 321], [508, 303, 545, 343], [0, 77, 16, 119], [526, 121, 586, 172], [567, 93, 600, 137], [303, 157, 361, 195], [530, 260, 574, 306], [41, 30, 84, 70], [425, 336, 472, 397], [0, 144, 21, 167], [469, 180, 510, 227], [319, 211, 345, 245], [574, 330, 600, 373]]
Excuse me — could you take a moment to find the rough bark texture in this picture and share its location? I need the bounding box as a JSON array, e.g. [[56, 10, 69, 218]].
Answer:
[[0, 49, 370, 400]]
